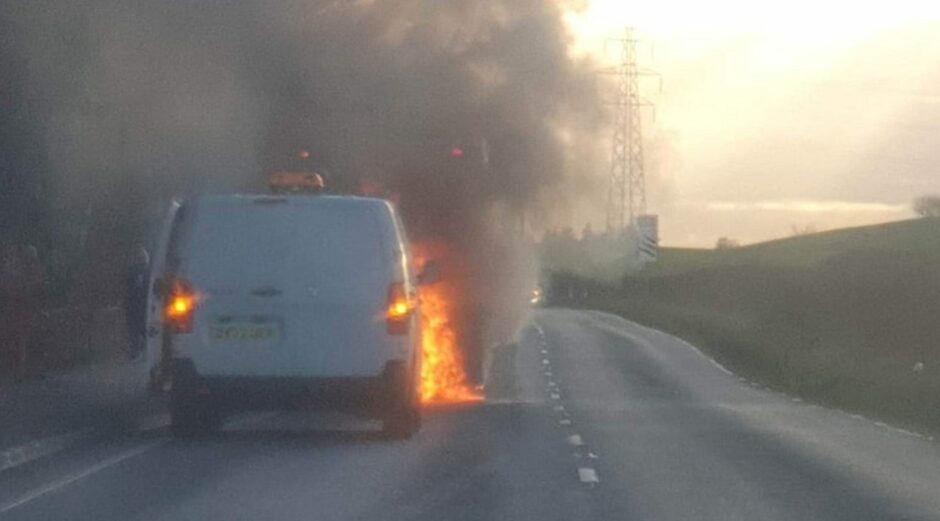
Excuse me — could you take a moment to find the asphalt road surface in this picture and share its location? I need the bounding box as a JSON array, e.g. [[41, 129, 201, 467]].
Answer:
[[2, 309, 940, 520]]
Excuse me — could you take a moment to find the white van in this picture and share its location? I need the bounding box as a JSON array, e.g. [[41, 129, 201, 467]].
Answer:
[[145, 195, 432, 438]]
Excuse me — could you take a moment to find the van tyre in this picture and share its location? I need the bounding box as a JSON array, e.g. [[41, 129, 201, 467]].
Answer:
[[382, 400, 420, 440], [169, 366, 221, 437], [170, 393, 221, 437], [382, 364, 421, 440]]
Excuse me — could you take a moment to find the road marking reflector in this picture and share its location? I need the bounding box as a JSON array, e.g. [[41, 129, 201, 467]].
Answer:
[[553, 405, 566, 412], [550, 393, 561, 400], [559, 419, 572, 426], [567, 434, 584, 446], [578, 467, 599, 484]]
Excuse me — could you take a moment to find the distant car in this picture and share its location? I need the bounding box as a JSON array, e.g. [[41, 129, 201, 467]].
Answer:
[[530, 287, 544, 306], [146, 194, 434, 439]]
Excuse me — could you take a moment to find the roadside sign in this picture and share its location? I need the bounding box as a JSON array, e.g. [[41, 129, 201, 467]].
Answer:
[[636, 214, 658, 263]]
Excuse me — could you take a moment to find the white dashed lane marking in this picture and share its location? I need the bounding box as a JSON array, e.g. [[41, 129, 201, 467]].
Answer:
[[532, 326, 603, 488], [578, 467, 599, 484]]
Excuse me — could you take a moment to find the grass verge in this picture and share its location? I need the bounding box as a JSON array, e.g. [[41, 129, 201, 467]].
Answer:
[[549, 250, 940, 438]]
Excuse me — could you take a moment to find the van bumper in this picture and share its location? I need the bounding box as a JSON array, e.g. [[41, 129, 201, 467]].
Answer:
[[168, 359, 409, 417]]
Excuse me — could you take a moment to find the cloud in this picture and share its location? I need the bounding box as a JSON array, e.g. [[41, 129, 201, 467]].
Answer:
[[705, 200, 910, 214]]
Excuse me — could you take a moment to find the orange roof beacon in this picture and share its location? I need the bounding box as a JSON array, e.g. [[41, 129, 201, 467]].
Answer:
[[268, 172, 325, 194]]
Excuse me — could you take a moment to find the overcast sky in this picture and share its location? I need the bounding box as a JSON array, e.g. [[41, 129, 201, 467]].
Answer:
[[566, 0, 940, 246]]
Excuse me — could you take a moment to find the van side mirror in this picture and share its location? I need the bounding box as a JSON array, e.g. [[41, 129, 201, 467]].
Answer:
[[417, 260, 441, 286]]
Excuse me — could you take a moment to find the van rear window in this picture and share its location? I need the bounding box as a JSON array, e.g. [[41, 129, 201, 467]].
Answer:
[[176, 201, 387, 302]]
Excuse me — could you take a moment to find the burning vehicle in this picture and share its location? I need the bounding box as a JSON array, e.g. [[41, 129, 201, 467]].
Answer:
[[146, 181, 435, 438]]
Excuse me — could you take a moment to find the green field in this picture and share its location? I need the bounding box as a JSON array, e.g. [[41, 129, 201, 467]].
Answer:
[[551, 217, 940, 436], [648, 218, 940, 276]]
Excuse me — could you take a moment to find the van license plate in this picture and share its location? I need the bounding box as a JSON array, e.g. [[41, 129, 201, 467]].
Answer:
[[210, 324, 279, 343]]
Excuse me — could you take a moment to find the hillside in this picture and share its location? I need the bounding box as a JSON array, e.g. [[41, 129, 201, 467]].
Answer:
[[552, 216, 940, 435], [646, 218, 940, 276]]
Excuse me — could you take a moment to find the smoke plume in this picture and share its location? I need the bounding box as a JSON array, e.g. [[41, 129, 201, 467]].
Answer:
[[1, 0, 604, 377]]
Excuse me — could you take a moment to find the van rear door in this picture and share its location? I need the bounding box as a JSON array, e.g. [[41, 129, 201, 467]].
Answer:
[[175, 197, 400, 378], [143, 199, 181, 386]]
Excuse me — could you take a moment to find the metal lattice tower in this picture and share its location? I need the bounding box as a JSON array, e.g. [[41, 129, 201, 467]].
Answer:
[[603, 28, 655, 232]]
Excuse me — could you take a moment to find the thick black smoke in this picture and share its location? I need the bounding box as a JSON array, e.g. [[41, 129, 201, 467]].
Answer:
[[1, 0, 604, 376]]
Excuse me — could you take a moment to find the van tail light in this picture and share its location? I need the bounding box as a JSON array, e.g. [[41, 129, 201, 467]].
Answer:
[[164, 278, 196, 334], [387, 282, 413, 335]]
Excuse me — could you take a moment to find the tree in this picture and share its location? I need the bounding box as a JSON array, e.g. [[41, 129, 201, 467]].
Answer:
[[913, 195, 940, 218], [715, 237, 739, 250], [791, 224, 817, 237]]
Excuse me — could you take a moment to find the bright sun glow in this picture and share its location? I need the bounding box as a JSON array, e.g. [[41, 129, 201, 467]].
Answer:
[[569, 0, 938, 50], [563, 1, 940, 247]]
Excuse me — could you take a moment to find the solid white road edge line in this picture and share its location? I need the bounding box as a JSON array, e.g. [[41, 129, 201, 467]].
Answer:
[[604, 313, 939, 443], [709, 359, 733, 376], [0, 428, 98, 474], [0, 440, 165, 514]]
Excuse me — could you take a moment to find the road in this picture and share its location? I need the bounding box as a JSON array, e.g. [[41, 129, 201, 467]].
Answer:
[[2, 309, 939, 520]]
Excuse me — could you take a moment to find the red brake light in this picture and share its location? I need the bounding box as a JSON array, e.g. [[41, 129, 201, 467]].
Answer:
[[164, 279, 196, 333], [387, 282, 413, 335]]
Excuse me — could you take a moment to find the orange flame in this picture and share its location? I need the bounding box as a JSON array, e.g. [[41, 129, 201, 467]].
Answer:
[[419, 283, 481, 404]]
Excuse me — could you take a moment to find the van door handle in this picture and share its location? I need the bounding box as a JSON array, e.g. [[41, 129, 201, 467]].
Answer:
[[251, 286, 282, 297]]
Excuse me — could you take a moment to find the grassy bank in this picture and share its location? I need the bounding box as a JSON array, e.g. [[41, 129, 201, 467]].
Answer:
[[549, 218, 940, 437], [649, 218, 940, 276]]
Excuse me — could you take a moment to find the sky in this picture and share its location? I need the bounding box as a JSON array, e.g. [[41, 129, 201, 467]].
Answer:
[[565, 0, 940, 247]]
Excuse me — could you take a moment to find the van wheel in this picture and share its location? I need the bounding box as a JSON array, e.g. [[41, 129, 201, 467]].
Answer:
[[170, 393, 221, 437], [382, 401, 420, 440], [381, 366, 421, 440]]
